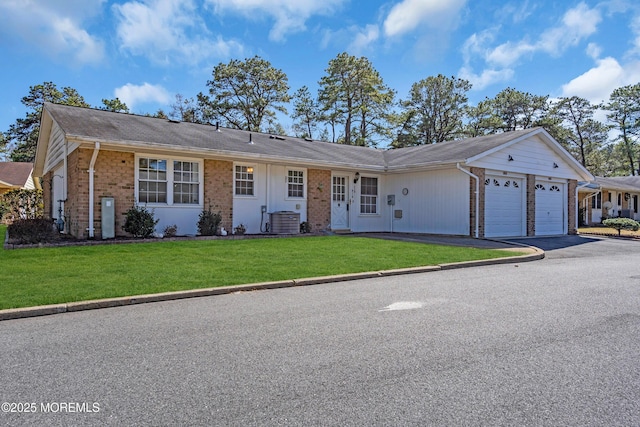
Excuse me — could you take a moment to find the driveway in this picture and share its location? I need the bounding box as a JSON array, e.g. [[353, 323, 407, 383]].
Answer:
[[1, 234, 639, 426]]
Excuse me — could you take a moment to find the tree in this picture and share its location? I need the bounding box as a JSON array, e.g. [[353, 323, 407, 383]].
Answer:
[[491, 87, 550, 132], [398, 74, 471, 145], [169, 94, 202, 123], [291, 86, 320, 139], [6, 82, 89, 162], [198, 56, 290, 132], [318, 52, 395, 146], [101, 98, 130, 113], [462, 99, 503, 137], [0, 133, 7, 161], [551, 96, 609, 169], [604, 83, 640, 176]]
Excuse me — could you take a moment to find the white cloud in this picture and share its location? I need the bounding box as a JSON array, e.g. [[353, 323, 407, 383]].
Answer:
[[113, 0, 244, 65], [348, 25, 380, 55], [561, 57, 640, 103], [586, 42, 602, 60], [206, 0, 345, 42], [458, 66, 514, 91], [0, 0, 105, 65], [383, 0, 466, 38], [114, 83, 171, 109], [460, 2, 604, 91], [536, 2, 601, 57]]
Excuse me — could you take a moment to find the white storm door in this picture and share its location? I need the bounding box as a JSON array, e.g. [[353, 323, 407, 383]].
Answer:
[[485, 176, 525, 237], [331, 176, 349, 230], [535, 182, 565, 235]]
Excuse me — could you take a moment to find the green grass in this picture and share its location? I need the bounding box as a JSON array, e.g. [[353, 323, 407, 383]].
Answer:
[[0, 225, 520, 310]]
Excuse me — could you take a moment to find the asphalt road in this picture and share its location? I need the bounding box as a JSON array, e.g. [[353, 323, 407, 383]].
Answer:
[[1, 235, 639, 426]]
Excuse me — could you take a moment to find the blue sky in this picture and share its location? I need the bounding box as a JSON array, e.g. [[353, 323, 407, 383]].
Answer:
[[1, 0, 639, 140]]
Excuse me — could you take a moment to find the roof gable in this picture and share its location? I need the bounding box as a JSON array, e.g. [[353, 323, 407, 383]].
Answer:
[[0, 162, 34, 188]]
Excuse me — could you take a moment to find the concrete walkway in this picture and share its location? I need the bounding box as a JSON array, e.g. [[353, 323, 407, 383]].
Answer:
[[0, 234, 543, 321]]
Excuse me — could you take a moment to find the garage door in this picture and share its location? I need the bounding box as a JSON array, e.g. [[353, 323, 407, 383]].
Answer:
[[485, 176, 525, 237], [535, 182, 565, 235]]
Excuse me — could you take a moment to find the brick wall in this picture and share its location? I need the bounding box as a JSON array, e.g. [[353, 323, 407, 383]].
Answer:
[[63, 148, 135, 238], [568, 179, 577, 234], [42, 171, 53, 219], [204, 159, 233, 230], [307, 168, 331, 232], [526, 174, 536, 236], [470, 167, 485, 238]]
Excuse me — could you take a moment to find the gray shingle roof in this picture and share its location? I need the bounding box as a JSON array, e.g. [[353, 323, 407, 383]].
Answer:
[[0, 162, 33, 187], [594, 176, 640, 192], [42, 103, 544, 171]]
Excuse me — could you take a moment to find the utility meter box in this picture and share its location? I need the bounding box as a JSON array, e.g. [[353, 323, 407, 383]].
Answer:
[[101, 197, 115, 239]]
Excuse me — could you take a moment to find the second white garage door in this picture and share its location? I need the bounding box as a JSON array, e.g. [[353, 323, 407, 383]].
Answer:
[[535, 182, 565, 235], [485, 176, 525, 237]]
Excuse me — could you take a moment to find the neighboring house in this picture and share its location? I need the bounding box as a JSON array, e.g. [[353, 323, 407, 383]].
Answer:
[[34, 103, 593, 239], [578, 176, 640, 225], [0, 162, 38, 195]]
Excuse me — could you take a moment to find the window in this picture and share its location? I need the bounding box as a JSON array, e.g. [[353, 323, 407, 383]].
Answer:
[[360, 176, 378, 214], [138, 158, 167, 203], [287, 170, 304, 198], [138, 157, 201, 205], [173, 161, 199, 204], [591, 192, 602, 209], [235, 165, 254, 196], [617, 193, 622, 206]]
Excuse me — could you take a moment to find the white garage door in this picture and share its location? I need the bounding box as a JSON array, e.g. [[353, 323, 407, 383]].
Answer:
[[535, 182, 565, 235], [485, 176, 525, 237]]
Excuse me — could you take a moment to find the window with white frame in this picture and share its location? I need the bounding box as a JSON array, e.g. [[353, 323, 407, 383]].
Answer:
[[591, 192, 601, 209], [235, 165, 254, 196], [287, 170, 304, 198], [137, 157, 201, 205], [138, 158, 167, 203], [173, 161, 200, 204], [360, 176, 378, 214]]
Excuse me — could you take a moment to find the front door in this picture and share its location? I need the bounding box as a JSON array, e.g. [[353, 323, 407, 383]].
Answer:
[[331, 176, 349, 230]]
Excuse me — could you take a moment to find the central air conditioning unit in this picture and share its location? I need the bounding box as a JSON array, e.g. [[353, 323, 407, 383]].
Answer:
[[269, 211, 300, 234]]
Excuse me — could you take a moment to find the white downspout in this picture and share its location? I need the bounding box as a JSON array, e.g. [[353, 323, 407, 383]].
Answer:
[[88, 142, 100, 238], [457, 163, 479, 238]]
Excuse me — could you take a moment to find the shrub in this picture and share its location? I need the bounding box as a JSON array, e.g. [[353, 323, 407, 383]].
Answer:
[[7, 218, 57, 244], [123, 205, 159, 238], [602, 218, 640, 236], [197, 207, 221, 236], [300, 221, 311, 233], [233, 223, 246, 235], [163, 224, 178, 238], [0, 189, 44, 223]]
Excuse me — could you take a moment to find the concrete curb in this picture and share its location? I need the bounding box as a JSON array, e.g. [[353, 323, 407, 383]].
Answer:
[[0, 246, 544, 322]]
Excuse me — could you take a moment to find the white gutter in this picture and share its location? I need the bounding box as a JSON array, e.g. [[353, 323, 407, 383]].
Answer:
[[88, 142, 100, 238], [457, 163, 479, 238]]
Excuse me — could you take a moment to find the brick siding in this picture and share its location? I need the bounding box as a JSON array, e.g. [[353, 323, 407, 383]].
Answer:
[[526, 174, 536, 236], [470, 167, 485, 238], [204, 159, 233, 230], [307, 169, 332, 232]]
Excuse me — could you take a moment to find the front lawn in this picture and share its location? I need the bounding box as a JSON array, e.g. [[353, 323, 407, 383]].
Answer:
[[0, 225, 520, 310]]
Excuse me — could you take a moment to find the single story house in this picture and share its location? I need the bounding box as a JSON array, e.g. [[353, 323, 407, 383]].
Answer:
[[0, 162, 39, 195], [34, 103, 593, 239], [578, 176, 640, 225]]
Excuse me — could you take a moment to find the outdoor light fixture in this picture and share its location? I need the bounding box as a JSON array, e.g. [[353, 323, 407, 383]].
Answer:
[[354, 172, 360, 184], [247, 167, 254, 174], [508, 155, 514, 161], [553, 162, 559, 168]]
